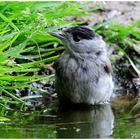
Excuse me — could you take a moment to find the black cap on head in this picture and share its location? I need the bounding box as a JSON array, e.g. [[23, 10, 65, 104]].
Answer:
[[65, 26, 95, 42]]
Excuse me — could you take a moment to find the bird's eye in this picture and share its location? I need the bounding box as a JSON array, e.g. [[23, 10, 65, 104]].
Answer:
[[72, 33, 80, 42]]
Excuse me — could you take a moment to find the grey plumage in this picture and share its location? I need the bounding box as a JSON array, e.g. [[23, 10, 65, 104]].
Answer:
[[49, 26, 114, 105]]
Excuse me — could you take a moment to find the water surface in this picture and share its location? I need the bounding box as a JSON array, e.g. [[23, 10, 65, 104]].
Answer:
[[0, 97, 139, 138]]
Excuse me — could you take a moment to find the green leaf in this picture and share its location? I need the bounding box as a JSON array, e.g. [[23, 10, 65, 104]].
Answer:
[[0, 13, 19, 31]]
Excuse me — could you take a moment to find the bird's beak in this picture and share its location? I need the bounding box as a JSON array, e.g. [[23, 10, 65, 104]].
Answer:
[[48, 31, 65, 40]]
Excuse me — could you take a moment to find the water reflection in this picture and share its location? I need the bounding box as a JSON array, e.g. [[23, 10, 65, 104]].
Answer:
[[0, 97, 139, 138], [56, 104, 114, 138]]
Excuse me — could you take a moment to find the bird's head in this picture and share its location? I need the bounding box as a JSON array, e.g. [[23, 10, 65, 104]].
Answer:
[[49, 26, 107, 56]]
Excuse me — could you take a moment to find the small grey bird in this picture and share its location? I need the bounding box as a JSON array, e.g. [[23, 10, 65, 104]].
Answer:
[[49, 26, 114, 105]]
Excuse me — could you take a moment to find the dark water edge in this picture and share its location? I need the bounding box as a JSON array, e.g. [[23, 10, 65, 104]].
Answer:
[[0, 96, 140, 139]]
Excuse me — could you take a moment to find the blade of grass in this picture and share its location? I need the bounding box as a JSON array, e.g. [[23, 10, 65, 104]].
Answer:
[[2, 89, 30, 106], [20, 55, 59, 68], [0, 13, 19, 31], [0, 29, 11, 35], [0, 32, 20, 52], [116, 46, 140, 77]]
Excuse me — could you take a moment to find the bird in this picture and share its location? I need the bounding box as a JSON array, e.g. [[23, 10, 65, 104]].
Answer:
[[49, 26, 114, 105]]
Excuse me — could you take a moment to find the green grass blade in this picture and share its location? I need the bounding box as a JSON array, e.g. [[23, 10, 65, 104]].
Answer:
[[0, 32, 20, 52], [116, 46, 140, 77], [0, 13, 19, 31]]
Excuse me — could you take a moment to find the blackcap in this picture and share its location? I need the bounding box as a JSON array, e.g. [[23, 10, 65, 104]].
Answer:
[[49, 26, 114, 105]]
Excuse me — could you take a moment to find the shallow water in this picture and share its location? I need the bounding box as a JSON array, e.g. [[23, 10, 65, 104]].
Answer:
[[0, 97, 140, 138]]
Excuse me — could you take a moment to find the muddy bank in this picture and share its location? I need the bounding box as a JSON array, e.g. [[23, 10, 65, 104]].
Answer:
[[74, 1, 140, 26]]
